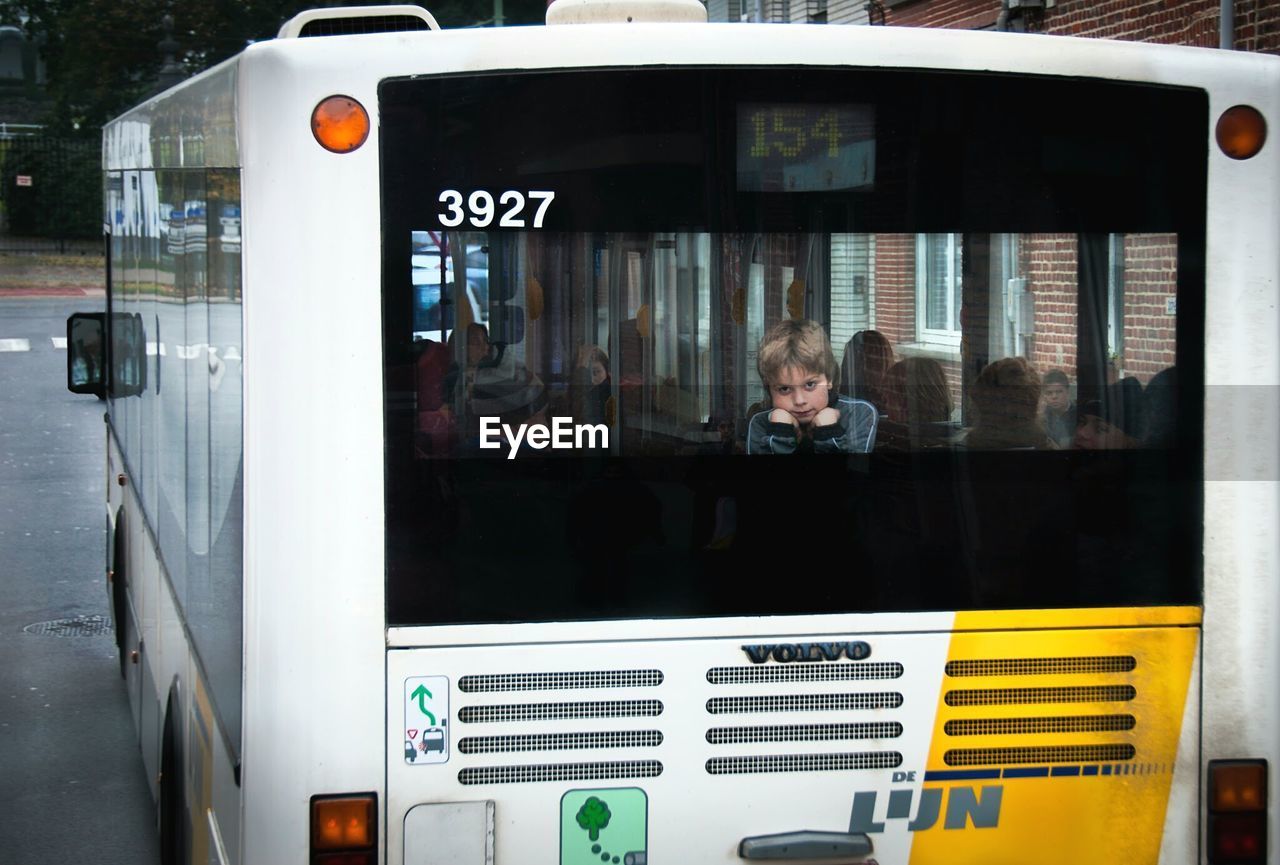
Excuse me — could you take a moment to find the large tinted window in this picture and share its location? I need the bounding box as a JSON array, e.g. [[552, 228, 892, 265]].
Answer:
[[108, 166, 243, 755], [381, 68, 1205, 625]]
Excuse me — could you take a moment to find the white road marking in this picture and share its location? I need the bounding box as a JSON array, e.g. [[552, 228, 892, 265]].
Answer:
[[0, 339, 31, 352], [52, 337, 67, 349]]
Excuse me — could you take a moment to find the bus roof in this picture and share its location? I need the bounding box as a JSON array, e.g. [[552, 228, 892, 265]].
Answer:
[[103, 20, 1278, 172]]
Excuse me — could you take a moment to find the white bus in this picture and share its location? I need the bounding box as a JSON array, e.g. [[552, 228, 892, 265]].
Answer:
[[67, 3, 1278, 864]]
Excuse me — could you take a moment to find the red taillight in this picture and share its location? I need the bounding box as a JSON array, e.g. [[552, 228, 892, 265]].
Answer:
[[311, 793, 377, 865], [313, 855, 374, 865], [1208, 760, 1267, 864]]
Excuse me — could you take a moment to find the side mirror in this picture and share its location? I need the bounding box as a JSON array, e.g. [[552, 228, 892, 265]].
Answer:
[[109, 312, 147, 398], [67, 313, 106, 397], [66, 312, 147, 399]]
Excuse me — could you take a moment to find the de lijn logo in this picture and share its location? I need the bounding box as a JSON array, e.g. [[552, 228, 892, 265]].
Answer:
[[849, 777, 1003, 833], [741, 640, 872, 664]]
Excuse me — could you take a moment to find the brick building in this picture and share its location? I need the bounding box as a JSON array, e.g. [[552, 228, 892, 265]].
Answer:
[[707, 0, 1280, 53]]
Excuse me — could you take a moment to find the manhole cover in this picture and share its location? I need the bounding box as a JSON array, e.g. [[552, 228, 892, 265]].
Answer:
[[23, 615, 113, 637]]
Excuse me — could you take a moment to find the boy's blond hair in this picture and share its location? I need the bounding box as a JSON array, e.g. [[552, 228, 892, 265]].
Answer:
[[757, 319, 840, 392]]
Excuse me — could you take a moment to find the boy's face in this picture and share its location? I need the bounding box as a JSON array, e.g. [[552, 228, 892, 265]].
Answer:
[[769, 366, 831, 425], [1044, 382, 1070, 413]]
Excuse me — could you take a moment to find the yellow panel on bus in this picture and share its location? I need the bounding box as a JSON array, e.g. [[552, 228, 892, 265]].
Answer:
[[905, 608, 1200, 865]]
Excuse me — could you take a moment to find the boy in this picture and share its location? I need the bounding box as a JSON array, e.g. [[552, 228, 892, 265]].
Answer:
[[746, 319, 877, 454], [1041, 368, 1076, 449]]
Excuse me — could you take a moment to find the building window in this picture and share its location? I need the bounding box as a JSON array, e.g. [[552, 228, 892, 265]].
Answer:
[[915, 233, 962, 347]]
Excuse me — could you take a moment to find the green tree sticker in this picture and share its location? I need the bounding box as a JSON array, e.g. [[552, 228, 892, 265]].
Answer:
[[561, 788, 645, 865], [575, 796, 612, 842]]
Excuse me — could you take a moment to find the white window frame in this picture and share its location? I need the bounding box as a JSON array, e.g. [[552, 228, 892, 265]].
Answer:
[[914, 233, 962, 348]]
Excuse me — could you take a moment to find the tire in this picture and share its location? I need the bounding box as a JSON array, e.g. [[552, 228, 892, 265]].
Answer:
[[111, 518, 129, 679], [160, 689, 187, 865]]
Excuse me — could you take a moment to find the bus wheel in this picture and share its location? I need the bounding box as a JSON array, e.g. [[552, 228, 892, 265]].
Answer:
[[111, 519, 128, 679], [160, 689, 187, 865]]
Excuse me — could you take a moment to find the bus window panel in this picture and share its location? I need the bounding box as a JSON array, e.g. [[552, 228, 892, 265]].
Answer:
[[184, 168, 214, 679], [397, 229, 1183, 457], [108, 170, 128, 468], [186, 168, 212, 565], [202, 168, 245, 754], [155, 168, 188, 597], [828, 233, 875, 375], [383, 232, 1199, 623], [139, 170, 162, 521], [743, 238, 766, 412]]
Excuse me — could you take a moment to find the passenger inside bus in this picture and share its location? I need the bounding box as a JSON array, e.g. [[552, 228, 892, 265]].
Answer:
[[402, 231, 1188, 462], [572, 344, 612, 427], [745, 319, 878, 454], [442, 321, 491, 409], [964, 357, 1057, 450], [839, 329, 894, 412], [876, 357, 956, 450], [1141, 367, 1178, 448], [386, 230, 1200, 621], [1074, 378, 1147, 450], [1041, 368, 1077, 449]]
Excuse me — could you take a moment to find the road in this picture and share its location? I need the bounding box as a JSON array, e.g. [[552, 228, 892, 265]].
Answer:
[[0, 295, 160, 864]]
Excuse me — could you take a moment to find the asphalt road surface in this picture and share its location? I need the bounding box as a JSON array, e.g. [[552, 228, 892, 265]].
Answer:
[[0, 295, 160, 864]]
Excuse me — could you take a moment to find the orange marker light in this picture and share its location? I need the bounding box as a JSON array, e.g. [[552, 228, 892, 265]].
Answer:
[[311, 795, 374, 850], [1215, 105, 1267, 160], [1211, 761, 1267, 812], [312, 96, 370, 153], [1208, 760, 1267, 865]]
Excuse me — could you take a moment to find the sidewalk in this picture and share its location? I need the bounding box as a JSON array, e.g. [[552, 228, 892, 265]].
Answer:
[[0, 253, 105, 298]]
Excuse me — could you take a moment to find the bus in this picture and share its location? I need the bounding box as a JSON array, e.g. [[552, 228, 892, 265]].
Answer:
[[65, 3, 1277, 863]]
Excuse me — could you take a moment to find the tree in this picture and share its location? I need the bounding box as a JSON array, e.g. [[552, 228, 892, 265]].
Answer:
[[575, 796, 612, 842], [0, 0, 550, 134], [0, 135, 100, 237]]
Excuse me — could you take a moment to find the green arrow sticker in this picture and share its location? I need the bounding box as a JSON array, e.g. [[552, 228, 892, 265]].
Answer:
[[410, 684, 436, 724], [404, 676, 449, 765]]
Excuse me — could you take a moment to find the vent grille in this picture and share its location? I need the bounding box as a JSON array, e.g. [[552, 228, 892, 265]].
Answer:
[[459, 700, 663, 723], [459, 670, 663, 693], [707, 693, 902, 714], [944, 715, 1137, 737], [945, 657, 1137, 677], [298, 15, 431, 36], [458, 760, 662, 785], [944, 685, 1136, 707], [944, 744, 1136, 766], [458, 731, 663, 754], [706, 752, 902, 775], [707, 663, 903, 685], [707, 722, 902, 745]]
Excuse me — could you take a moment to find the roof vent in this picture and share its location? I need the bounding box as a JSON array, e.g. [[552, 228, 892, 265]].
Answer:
[[546, 0, 707, 24], [277, 4, 440, 38]]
